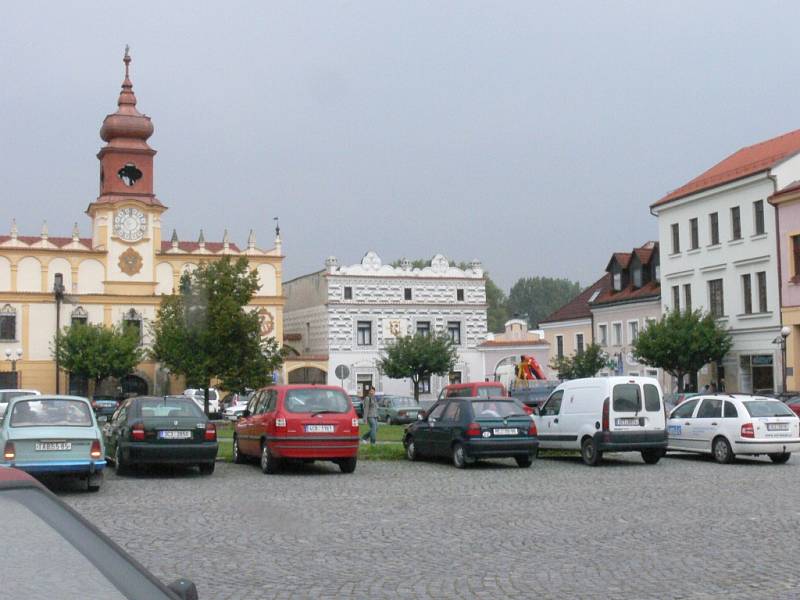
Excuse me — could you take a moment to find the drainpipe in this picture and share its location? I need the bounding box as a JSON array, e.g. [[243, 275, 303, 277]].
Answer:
[[767, 172, 784, 390]]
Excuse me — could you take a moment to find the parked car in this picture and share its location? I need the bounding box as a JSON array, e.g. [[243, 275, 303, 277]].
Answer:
[[350, 395, 364, 418], [91, 395, 121, 420], [667, 394, 800, 463], [0, 395, 105, 491], [103, 395, 218, 475], [535, 377, 668, 466], [233, 385, 359, 474], [509, 384, 557, 414], [0, 467, 199, 599], [663, 392, 699, 415], [0, 389, 40, 420], [439, 381, 508, 400], [403, 397, 537, 468], [223, 391, 254, 421], [183, 388, 220, 416], [784, 396, 800, 418], [377, 395, 422, 424]]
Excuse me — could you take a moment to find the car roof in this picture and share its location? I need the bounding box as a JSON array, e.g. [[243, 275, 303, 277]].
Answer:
[[0, 389, 40, 394], [0, 466, 41, 486], [9, 394, 90, 405], [262, 384, 347, 392]]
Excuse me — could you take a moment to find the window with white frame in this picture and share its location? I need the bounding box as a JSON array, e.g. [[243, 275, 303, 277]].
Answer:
[[646, 369, 658, 377], [343, 286, 353, 300], [122, 308, 143, 345], [575, 333, 585, 354], [418, 376, 431, 394], [598, 323, 608, 346], [612, 322, 623, 346], [0, 304, 16, 341], [416, 321, 430, 337], [555, 335, 564, 359], [357, 320, 372, 346], [447, 321, 462, 345], [629, 321, 639, 343], [71, 306, 88, 327]]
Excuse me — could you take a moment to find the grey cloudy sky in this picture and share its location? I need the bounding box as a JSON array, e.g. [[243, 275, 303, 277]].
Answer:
[[2, 1, 800, 291]]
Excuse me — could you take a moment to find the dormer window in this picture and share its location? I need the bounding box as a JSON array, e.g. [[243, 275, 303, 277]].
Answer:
[[632, 266, 642, 288], [612, 268, 621, 292]]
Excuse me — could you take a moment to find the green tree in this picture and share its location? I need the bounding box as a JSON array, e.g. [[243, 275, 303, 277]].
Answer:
[[508, 276, 582, 328], [378, 333, 458, 402], [150, 256, 286, 414], [53, 323, 143, 398], [632, 310, 732, 392], [549, 343, 609, 380]]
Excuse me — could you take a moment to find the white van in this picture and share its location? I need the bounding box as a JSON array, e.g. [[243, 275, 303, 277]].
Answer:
[[535, 376, 667, 465]]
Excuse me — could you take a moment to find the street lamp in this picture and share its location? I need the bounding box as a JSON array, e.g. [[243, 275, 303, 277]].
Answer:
[[53, 273, 65, 394], [773, 326, 791, 394], [4, 348, 22, 388]]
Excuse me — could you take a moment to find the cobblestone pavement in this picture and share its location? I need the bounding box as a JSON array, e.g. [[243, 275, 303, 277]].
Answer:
[[57, 452, 800, 600]]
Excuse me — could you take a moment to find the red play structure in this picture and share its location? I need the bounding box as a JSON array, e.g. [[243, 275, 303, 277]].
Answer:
[[516, 355, 546, 381]]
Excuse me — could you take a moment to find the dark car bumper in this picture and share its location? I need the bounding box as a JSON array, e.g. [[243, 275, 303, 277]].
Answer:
[[122, 442, 218, 465], [464, 437, 539, 458], [594, 430, 667, 452]]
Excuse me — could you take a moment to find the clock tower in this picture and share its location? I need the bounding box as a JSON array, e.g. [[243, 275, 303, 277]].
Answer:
[[86, 48, 165, 293]]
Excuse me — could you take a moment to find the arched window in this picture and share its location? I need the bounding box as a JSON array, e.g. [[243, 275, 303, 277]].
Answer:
[[123, 308, 143, 345], [0, 304, 16, 341], [71, 306, 89, 327]]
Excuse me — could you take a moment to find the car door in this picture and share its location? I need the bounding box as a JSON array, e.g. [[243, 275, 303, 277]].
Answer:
[[537, 390, 565, 449], [667, 398, 700, 451], [416, 402, 447, 456], [236, 391, 262, 455], [692, 397, 723, 452], [251, 389, 275, 445], [433, 401, 462, 457], [104, 401, 129, 458]]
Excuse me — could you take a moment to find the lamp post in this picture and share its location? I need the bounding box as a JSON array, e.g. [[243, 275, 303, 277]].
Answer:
[[780, 326, 791, 394], [53, 273, 65, 394], [4, 348, 23, 388]]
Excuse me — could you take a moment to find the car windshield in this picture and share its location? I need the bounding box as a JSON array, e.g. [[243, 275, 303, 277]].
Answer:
[[743, 400, 795, 418], [10, 399, 93, 427], [472, 400, 524, 418], [391, 397, 417, 407], [284, 389, 350, 413], [138, 398, 204, 419]]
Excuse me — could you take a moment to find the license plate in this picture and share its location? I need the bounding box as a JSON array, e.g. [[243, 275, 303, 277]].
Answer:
[[305, 425, 334, 433], [158, 430, 192, 439], [35, 442, 71, 451], [616, 418, 641, 427], [767, 423, 789, 431], [492, 428, 519, 436]]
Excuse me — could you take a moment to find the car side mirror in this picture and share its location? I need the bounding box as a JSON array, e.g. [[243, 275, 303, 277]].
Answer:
[[417, 413, 424, 421], [167, 578, 198, 600], [530, 407, 539, 416]]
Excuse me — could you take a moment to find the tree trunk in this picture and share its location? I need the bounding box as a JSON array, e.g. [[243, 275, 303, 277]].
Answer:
[[675, 372, 685, 393], [412, 375, 420, 403]]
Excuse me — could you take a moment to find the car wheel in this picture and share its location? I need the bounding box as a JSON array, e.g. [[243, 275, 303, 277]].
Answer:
[[712, 436, 734, 464], [581, 437, 602, 466], [87, 471, 103, 492], [338, 457, 357, 473], [769, 452, 791, 464], [199, 462, 215, 475], [452, 443, 469, 469], [405, 436, 420, 461], [515, 455, 533, 468], [233, 435, 245, 464], [114, 445, 129, 476], [260, 443, 280, 474], [641, 449, 662, 465]]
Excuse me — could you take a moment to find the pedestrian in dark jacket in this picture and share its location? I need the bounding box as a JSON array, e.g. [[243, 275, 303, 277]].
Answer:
[[361, 386, 378, 445]]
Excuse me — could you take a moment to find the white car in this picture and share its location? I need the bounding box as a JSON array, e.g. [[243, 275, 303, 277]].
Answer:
[[0, 389, 40, 420], [667, 394, 800, 463], [183, 388, 220, 415], [224, 392, 253, 421]]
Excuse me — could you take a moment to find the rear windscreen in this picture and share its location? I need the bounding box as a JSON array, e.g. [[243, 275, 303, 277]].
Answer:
[[743, 401, 795, 418], [613, 384, 641, 413], [10, 399, 93, 427], [472, 401, 525, 418], [477, 386, 504, 398], [284, 389, 350, 413], [643, 384, 661, 412], [138, 398, 204, 419]]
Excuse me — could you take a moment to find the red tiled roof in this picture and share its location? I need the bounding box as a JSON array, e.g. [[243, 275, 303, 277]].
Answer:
[[160, 241, 241, 253], [653, 128, 800, 208], [539, 274, 611, 324], [633, 244, 656, 264], [769, 180, 800, 201], [477, 339, 549, 348], [0, 235, 92, 248], [591, 280, 661, 306]]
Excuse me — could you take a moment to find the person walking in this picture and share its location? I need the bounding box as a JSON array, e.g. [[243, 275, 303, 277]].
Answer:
[[361, 386, 378, 445]]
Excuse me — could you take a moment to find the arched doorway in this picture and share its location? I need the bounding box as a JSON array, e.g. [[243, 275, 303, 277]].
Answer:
[[120, 374, 149, 397], [288, 367, 327, 384]]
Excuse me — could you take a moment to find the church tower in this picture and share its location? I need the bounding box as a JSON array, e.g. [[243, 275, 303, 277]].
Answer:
[[86, 47, 165, 293]]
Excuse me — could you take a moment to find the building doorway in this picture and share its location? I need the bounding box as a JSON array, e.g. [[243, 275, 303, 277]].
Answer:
[[0, 372, 19, 389], [287, 367, 327, 384], [739, 354, 774, 393], [120, 374, 148, 397], [356, 374, 373, 396]]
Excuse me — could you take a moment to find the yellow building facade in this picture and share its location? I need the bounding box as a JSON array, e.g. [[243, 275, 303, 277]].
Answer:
[[0, 51, 284, 395]]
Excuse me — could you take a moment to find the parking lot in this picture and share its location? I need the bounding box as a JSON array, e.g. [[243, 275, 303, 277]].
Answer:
[[58, 453, 800, 600]]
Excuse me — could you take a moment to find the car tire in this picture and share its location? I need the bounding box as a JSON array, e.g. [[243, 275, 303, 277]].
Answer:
[[712, 436, 734, 464], [114, 445, 129, 476], [199, 462, 215, 475], [232, 435, 245, 464], [581, 437, 602, 466], [260, 443, 280, 475], [515, 455, 533, 468], [87, 471, 103, 492], [452, 443, 468, 469], [641, 449, 662, 465], [769, 452, 791, 464], [338, 457, 357, 473], [405, 436, 420, 461]]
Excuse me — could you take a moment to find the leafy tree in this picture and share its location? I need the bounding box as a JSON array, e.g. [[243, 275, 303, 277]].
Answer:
[[549, 343, 609, 380], [53, 323, 143, 398], [151, 256, 285, 414], [632, 310, 732, 392], [508, 277, 582, 328], [378, 333, 458, 402]]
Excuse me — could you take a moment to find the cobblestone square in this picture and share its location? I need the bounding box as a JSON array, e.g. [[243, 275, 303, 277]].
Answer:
[[59, 454, 800, 599]]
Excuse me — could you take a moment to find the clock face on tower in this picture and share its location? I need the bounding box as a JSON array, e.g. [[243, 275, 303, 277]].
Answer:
[[114, 207, 147, 242]]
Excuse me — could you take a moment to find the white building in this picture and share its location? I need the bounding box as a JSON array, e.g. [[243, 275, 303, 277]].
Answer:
[[651, 129, 800, 392], [283, 252, 488, 399]]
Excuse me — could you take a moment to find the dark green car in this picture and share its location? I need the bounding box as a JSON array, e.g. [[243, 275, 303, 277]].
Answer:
[[103, 395, 218, 475], [403, 397, 538, 468]]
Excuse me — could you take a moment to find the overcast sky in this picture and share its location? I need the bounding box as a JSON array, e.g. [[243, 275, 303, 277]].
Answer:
[[2, 2, 800, 291]]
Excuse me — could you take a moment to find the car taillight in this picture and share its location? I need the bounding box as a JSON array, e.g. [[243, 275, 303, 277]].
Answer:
[[741, 423, 755, 438], [131, 423, 145, 441], [352, 418, 359, 428], [522, 405, 533, 415], [602, 397, 610, 432], [90, 439, 102, 459], [466, 422, 481, 437], [204, 423, 217, 441], [276, 418, 286, 428], [528, 421, 538, 436], [3, 442, 15, 461]]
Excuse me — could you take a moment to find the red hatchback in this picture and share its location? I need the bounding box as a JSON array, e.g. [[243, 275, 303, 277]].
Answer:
[[233, 385, 359, 474]]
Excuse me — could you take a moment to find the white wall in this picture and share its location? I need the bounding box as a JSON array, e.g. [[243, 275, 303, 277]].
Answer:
[[17, 257, 42, 292], [0, 257, 10, 291], [77, 259, 105, 294], [155, 262, 174, 295]]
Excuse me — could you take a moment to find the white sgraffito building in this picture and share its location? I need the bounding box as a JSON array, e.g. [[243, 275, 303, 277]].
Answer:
[[283, 252, 488, 400]]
